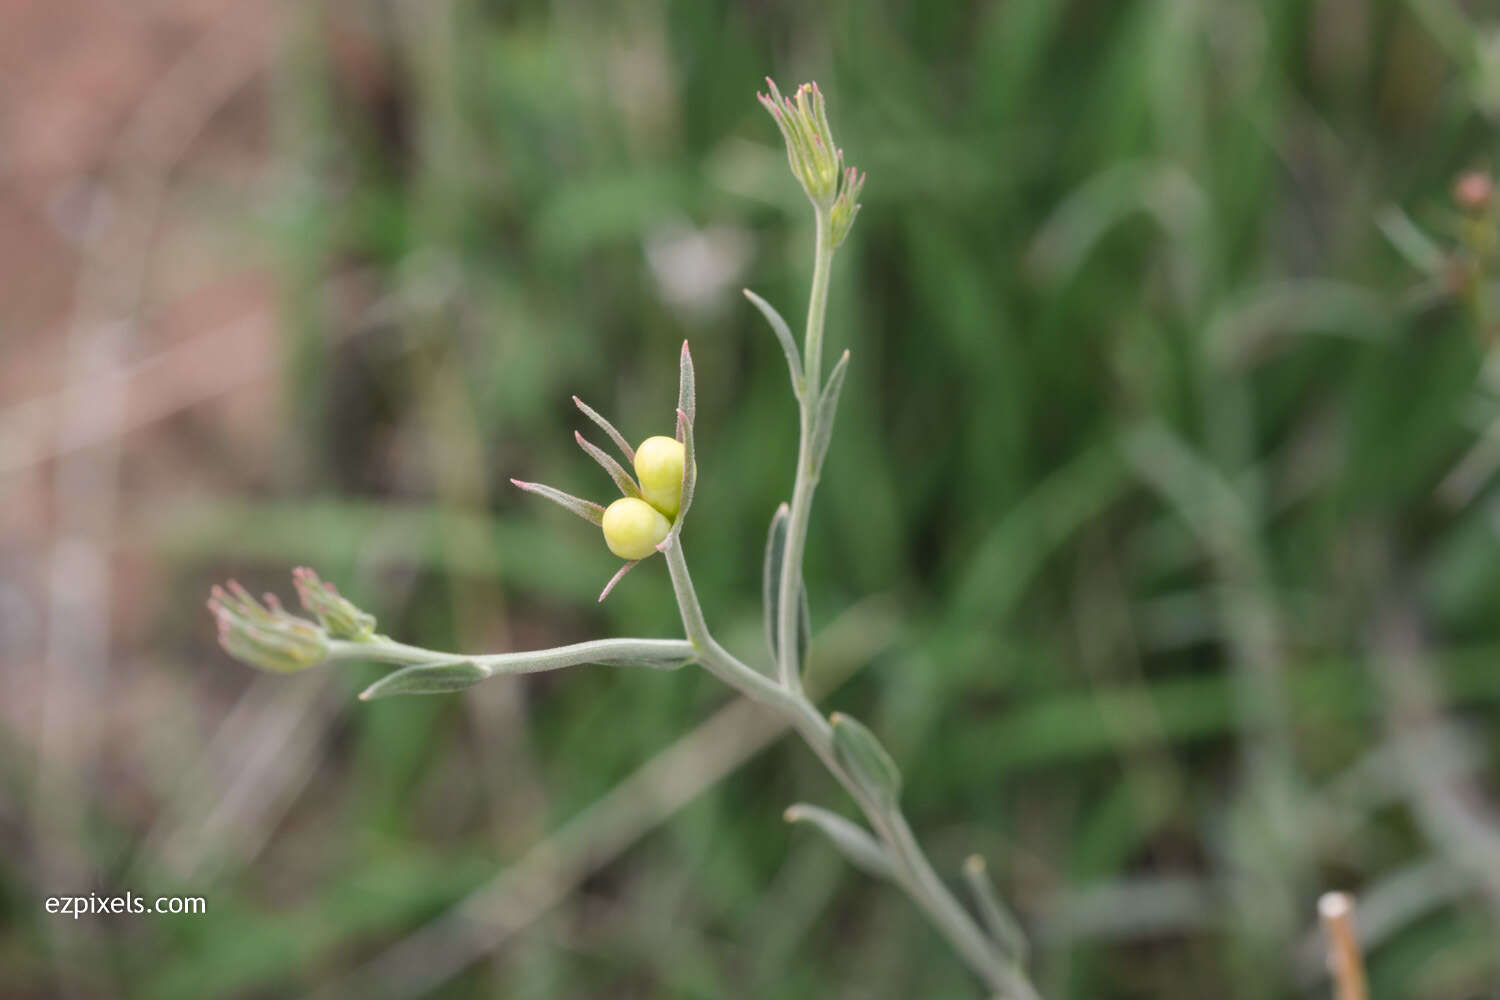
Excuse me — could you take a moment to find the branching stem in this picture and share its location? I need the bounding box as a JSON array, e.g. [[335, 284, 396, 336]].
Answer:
[[665, 540, 1036, 998]]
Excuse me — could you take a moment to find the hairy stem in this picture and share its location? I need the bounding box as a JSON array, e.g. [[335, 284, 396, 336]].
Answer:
[[664, 542, 1036, 998], [328, 636, 696, 672], [777, 209, 835, 690]]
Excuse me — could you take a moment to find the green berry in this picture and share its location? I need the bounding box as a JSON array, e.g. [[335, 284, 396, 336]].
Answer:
[[634, 435, 686, 519], [602, 497, 671, 560]]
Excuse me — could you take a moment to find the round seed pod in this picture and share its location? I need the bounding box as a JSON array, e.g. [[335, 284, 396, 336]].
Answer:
[[634, 435, 686, 519], [601, 497, 671, 560]]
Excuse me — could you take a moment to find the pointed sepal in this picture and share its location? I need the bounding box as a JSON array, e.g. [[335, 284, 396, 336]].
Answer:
[[598, 560, 638, 602], [510, 478, 606, 526], [573, 396, 635, 463], [575, 431, 643, 500]]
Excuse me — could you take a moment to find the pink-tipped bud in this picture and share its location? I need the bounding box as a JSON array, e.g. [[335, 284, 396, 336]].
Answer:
[[209, 579, 329, 674], [292, 567, 377, 640]]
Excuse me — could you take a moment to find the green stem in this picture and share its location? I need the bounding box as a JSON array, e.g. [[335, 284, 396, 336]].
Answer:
[[776, 208, 836, 690], [663, 542, 1036, 998], [329, 636, 696, 673]]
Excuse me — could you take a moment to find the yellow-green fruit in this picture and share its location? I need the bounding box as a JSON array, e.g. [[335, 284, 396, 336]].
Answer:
[[601, 497, 671, 560], [634, 435, 686, 519]]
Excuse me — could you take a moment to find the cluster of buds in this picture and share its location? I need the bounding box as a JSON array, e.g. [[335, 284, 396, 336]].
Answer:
[[208, 569, 377, 673], [758, 79, 866, 246], [511, 342, 698, 601]]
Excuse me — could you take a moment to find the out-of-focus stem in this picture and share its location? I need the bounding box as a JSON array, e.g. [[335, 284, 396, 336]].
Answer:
[[663, 541, 1037, 999]]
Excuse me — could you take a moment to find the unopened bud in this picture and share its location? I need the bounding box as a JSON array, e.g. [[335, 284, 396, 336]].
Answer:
[[759, 79, 848, 209], [601, 497, 671, 560], [292, 567, 376, 640], [634, 435, 686, 519], [208, 581, 328, 674], [829, 166, 866, 248]]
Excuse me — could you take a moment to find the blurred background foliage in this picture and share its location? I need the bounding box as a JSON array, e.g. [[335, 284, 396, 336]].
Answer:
[[7, 0, 1500, 996]]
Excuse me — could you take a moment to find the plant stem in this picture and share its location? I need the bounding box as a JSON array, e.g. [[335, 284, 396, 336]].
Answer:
[[663, 541, 1037, 998], [776, 208, 836, 690], [329, 636, 697, 673]]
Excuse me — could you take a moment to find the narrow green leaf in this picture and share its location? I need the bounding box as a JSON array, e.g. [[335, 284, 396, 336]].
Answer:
[[785, 803, 893, 879], [763, 503, 789, 663], [359, 660, 490, 700], [762, 503, 810, 673], [810, 350, 850, 477], [575, 431, 642, 499], [831, 712, 902, 803], [743, 289, 804, 398]]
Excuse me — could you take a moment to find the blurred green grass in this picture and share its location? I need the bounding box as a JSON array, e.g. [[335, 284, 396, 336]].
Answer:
[[14, 0, 1500, 997]]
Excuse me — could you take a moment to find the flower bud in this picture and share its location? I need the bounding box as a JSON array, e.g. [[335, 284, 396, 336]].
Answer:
[[829, 166, 866, 249], [634, 435, 686, 518], [759, 79, 844, 208], [601, 497, 671, 560], [209, 582, 328, 674], [292, 567, 376, 640]]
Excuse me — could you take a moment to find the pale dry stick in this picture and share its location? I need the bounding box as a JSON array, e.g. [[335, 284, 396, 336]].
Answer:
[[318, 599, 900, 1000], [1318, 892, 1368, 1000], [1295, 859, 1468, 987], [32, 9, 273, 997]]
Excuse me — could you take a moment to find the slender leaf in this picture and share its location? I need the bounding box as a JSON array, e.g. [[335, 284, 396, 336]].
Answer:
[[762, 503, 809, 672], [743, 288, 804, 397], [785, 803, 893, 879], [763, 503, 789, 663], [810, 350, 850, 477], [360, 660, 490, 700], [831, 712, 902, 803]]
